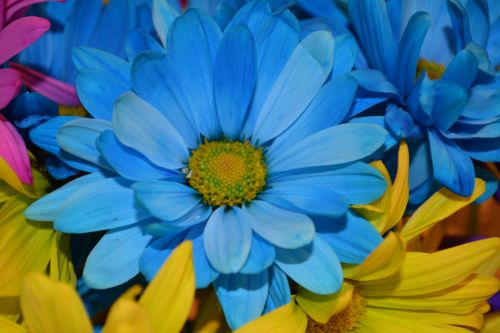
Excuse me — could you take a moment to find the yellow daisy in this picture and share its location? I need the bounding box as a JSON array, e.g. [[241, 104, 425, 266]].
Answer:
[[0, 155, 75, 321], [0, 241, 195, 333], [236, 142, 499, 333]]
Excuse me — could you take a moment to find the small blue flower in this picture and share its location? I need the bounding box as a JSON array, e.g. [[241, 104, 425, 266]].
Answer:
[[27, 0, 388, 328]]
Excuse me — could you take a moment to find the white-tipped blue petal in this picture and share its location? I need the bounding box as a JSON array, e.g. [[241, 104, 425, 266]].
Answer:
[[152, 0, 179, 47], [214, 271, 269, 329], [214, 25, 257, 140], [76, 68, 130, 121], [132, 180, 200, 221], [261, 185, 348, 219], [242, 200, 315, 249], [349, 0, 397, 82], [204, 207, 252, 274], [442, 49, 478, 90], [315, 212, 383, 264], [252, 31, 333, 143], [263, 266, 290, 313], [429, 129, 475, 196], [83, 226, 153, 289], [25, 172, 108, 221], [131, 52, 199, 148], [167, 9, 222, 138], [57, 118, 112, 169], [269, 162, 387, 205], [269, 74, 357, 156], [397, 12, 430, 98], [240, 234, 275, 274], [113, 92, 188, 170], [268, 123, 388, 174], [96, 131, 173, 181], [55, 177, 149, 233], [275, 236, 342, 294]]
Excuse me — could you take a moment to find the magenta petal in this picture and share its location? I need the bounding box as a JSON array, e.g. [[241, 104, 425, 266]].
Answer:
[[5, 0, 64, 22], [0, 16, 50, 64], [9, 62, 80, 106], [0, 68, 22, 109], [0, 114, 32, 184]]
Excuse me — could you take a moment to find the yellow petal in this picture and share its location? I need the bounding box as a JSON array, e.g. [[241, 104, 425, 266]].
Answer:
[[401, 178, 485, 241], [0, 196, 54, 296], [360, 238, 500, 297], [234, 302, 307, 333], [139, 241, 195, 333], [386, 140, 409, 232], [483, 313, 500, 333], [0, 316, 26, 333], [295, 282, 353, 324], [20, 273, 93, 333], [0, 296, 21, 321], [0, 159, 48, 199], [49, 233, 76, 285], [343, 232, 406, 281], [103, 298, 153, 333]]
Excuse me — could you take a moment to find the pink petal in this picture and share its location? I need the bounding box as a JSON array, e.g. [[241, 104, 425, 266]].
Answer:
[[9, 62, 80, 106], [5, 0, 63, 22], [0, 114, 32, 184], [0, 16, 50, 64], [0, 68, 22, 109]]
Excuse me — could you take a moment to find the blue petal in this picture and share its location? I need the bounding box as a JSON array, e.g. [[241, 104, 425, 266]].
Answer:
[[314, 212, 383, 264], [167, 9, 222, 138], [240, 234, 275, 275], [241, 200, 315, 249], [260, 185, 348, 219], [275, 236, 342, 294], [251, 31, 334, 143], [113, 92, 188, 170], [72, 47, 129, 80], [76, 68, 130, 121], [459, 137, 500, 162], [429, 80, 468, 131], [268, 162, 387, 205], [140, 232, 187, 280], [132, 180, 200, 221], [263, 266, 290, 314], [214, 25, 257, 140], [408, 140, 434, 205], [152, 0, 179, 47], [349, 116, 399, 152], [474, 166, 499, 204], [268, 123, 388, 173], [268, 74, 357, 156], [131, 52, 199, 148], [55, 177, 149, 233], [57, 118, 112, 169], [214, 271, 269, 329], [45, 156, 79, 180], [442, 49, 479, 90], [428, 128, 475, 196], [349, 0, 397, 82], [143, 204, 211, 235], [29, 116, 79, 156], [348, 69, 400, 97], [25, 172, 108, 221], [384, 104, 423, 140], [332, 35, 358, 76], [447, 0, 472, 51], [204, 207, 252, 274], [461, 85, 500, 119], [125, 29, 164, 59], [83, 226, 153, 289], [96, 131, 173, 181], [297, 0, 348, 26], [396, 12, 430, 98], [466, 0, 489, 48]]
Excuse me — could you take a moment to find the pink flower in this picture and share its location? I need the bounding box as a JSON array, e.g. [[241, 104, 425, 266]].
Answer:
[[0, 114, 32, 184]]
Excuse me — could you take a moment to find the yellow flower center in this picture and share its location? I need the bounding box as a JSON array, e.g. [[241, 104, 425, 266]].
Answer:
[[416, 59, 445, 80], [187, 140, 267, 207], [307, 291, 366, 333]]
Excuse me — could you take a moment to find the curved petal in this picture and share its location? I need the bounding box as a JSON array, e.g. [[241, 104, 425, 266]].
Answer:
[[235, 302, 307, 333], [204, 207, 252, 274], [264, 266, 290, 313], [0, 115, 32, 184], [240, 234, 275, 275], [152, 0, 179, 46], [0, 68, 22, 109]]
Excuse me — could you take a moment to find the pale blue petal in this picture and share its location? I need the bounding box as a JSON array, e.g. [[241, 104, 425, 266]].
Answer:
[[72, 47, 129, 80], [83, 226, 153, 289], [152, 0, 179, 47]]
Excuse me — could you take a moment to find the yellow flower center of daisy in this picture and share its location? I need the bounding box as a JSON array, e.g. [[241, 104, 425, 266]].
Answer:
[[417, 58, 446, 80], [187, 140, 266, 207], [307, 291, 366, 333]]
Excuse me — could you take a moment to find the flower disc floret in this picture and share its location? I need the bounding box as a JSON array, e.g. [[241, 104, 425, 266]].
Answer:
[[187, 140, 267, 207]]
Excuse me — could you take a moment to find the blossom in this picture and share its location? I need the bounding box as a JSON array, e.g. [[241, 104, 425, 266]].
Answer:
[[26, 0, 390, 328], [0, 241, 194, 333]]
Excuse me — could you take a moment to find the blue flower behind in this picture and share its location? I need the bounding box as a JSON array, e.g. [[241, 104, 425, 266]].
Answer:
[[26, 0, 389, 328]]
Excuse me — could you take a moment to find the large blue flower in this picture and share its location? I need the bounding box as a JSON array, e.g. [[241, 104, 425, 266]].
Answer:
[[26, 0, 388, 328], [311, 0, 500, 204]]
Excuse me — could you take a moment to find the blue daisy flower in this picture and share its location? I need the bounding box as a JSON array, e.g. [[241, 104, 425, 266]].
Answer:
[[26, 0, 388, 328], [317, 0, 500, 204]]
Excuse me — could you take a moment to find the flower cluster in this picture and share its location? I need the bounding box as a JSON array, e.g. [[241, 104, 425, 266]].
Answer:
[[0, 0, 499, 332]]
